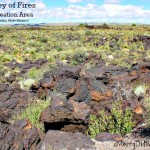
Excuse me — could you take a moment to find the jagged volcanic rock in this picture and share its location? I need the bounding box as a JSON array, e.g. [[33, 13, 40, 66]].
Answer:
[[0, 120, 40, 150], [40, 94, 91, 133], [39, 130, 95, 150], [0, 83, 34, 122]]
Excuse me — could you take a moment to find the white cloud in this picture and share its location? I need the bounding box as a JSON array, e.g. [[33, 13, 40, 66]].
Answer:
[[104, 0, 120, 4], [67, 0, 82, 3], [41, 4, 150, 24], [35, 0, 47, 10]]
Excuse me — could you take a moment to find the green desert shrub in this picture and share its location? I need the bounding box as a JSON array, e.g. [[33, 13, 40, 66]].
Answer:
[[55, 45, 63, 52], [29, 41, 38, 47], [85, 30, 92, 36], [11, 99, 50, 131], [87, 101, 134, 138], [34, 52, 46, 60], [40, 37, 48, 43], [0, 34, 4, 38], [102, 23, 109, 29], [72, 51, 88, 65], [78, 23, 88, 27], [132, 24, 136, 27], [87, 110, 110, 138], [1, 54, 14, 62]]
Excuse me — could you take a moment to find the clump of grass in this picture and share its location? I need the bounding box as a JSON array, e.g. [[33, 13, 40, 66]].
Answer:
[[27, 65, 50, 82], [28, 67, 43, 79], [85, 30, 92, 36], [11, 99, 50, 131], [87, 101, 134, 138], [55, 45, 63, 52], [40, 37, 48, 43]]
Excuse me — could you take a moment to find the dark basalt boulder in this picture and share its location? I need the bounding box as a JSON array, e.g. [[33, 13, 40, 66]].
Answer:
[[131, 35, 150, 50], [90, 99, 113, 114], [30, 61, 150, 104], [72, 80, 91, 103], [39, 77, 54, 88], [39, 130, 95, 150], [140, 35, 150, 50], [40, 94, 91, 133], [6, 59, 47, 73], [55, 78, 76, 94], [49, 65, 81, 79], [0, 83, 9, 92], [0, 83, 35, 122], [0, 123, 9, 142], [84, 77, 113, 101], [85, 67, 105, 79], [138, 62, 150, 82], [0, 120, 40, 150], [96, 132, 123, 142]]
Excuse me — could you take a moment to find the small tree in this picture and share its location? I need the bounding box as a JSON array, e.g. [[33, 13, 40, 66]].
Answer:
[[102, 23, 109, 29], [78, 23, 88, 27], [132, 23, 136, 27]]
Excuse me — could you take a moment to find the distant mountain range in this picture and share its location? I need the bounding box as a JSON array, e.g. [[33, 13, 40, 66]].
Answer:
[[12, 23, 46, 27], [0, 22, 149, 27]]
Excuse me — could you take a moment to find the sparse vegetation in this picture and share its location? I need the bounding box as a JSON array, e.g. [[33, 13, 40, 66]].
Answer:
[[11, 99, 50, 131], [0, 25, 149, 68], [28, 67, 43, 79], [87, 101, 134, 138], [0, 25, 150, 149]]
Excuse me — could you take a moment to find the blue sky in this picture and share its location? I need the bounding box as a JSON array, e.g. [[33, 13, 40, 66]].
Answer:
[[0, 0, 150, 24], [44, 0, 149, 9]]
